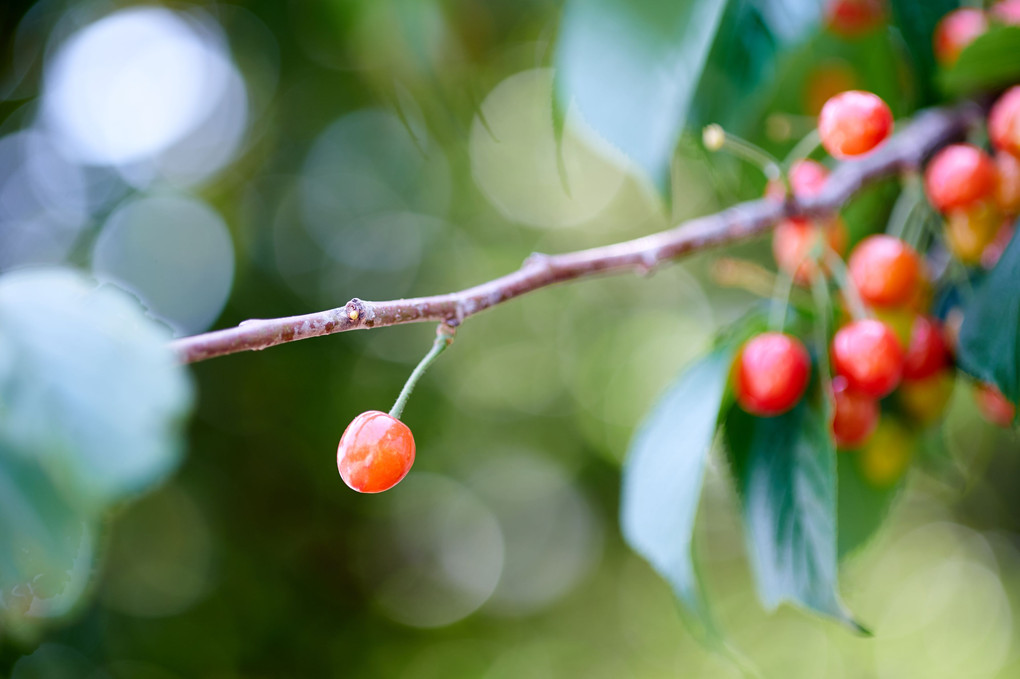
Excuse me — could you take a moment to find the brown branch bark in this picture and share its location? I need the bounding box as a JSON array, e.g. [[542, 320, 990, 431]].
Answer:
[[172, 102, 980, 364]]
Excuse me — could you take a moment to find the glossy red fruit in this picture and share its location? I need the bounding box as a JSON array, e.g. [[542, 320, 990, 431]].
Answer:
[[989, 87, 1020, 156], [773, 216, 848, 284], [819, 90, 893, 159], [831, 376, 880, 448], [765, 159, 830, 202], [735, 333, 812, 417], [933, 8, 988, 66], [337, 411, 415, 493], [831, 319, 905, 398], [847, 235, 922, 308], [992, 0, 1020, 24], [924, 144, 997, 212], [974, 383, 1016, 427], [902, 316, 949, 380], [826, 0, 886, 38]]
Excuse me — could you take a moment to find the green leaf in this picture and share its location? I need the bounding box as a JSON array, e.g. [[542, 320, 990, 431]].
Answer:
[[554, 0, 729, 192], [939, 25, 1020, 96], [836, 451, 902, 559], [723, 395, 861, 629], [958, 225, 1020, 404], [889, 0, 960, 104], [690, 0, 822, 132], [620, 345, 736, 638], [0, 269, 193, 512], [0, 446, 97, 637]]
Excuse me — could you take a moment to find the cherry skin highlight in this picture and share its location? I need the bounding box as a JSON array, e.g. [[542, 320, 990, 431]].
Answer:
[[831, 376, 880, 449], [831, 319, 905, 398], [990, 87, 1020, 157], [902, 316, 949, 380], [924, 144, 997, 212], [933, 8, 988, 66], [735, 332, 812, 417], [847, 235, 922, 308], [337, 411, 415, 493], [818, 90, 893, 159]]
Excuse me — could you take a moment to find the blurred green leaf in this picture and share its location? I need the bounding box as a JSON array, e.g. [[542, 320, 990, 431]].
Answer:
[[620, 345, 736, 639], [836, 450, 902, 559], [0, 446, 97, 637], [691, 0, 822, 131], [888, 0, 960, 104], [554, 0, 729, 193], [0, 269, 193, 512], [939, 25, 1020, 97], [723, 394, 861, 630], [958, 224, 1020, 403]]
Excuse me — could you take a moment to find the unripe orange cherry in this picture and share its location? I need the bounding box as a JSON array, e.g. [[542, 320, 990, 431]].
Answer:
[[902, 316, 949, 380], [831, 319, 905, 398], [773, 216, 848, 285], [989, 87, 1020, 157], [933, 8, 988, 66], [337, 411, 415, 493], [945, 200, 1002, 264], [995, 150, 1020, 215], [924, 144, 997, 212], [847, 235, 922, 308], [831, 376, 879, 449], [819, 90, 893, 159], [735, 332, 812, 417]]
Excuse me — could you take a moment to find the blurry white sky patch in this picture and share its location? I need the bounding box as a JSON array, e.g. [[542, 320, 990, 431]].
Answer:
[[41, 6, 248, 187]]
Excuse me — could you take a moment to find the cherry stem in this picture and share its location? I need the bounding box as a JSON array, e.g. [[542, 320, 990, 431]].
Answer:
[[824, 247, 869, 321], [768, 267, 796, 332], [784, 128, 822, 168], [389, 324, 456, 420], [703, 124, 782, 182]]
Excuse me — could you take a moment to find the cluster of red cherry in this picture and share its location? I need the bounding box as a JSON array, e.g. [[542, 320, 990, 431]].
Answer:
[[736, 78, 1020, 457]]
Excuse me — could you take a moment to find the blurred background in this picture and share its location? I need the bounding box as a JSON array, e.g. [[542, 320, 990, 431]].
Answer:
[[1, 0, 1020, 676]]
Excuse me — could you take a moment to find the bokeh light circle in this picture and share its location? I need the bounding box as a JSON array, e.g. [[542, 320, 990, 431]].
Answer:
[[92, 194, 234, 335]]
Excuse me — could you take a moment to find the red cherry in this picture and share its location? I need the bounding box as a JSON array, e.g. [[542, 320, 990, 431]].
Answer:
[[772, 216, 848, 285], [902, 316, 949, 380], [818, 90, 893, 159], [765, 159, 831, 202], [825, 0, 886, 38], [924, 144, 997, 212], [337, 411, 415, 493], [847, 235, 922, 308], [735, 332, 812, 417], [831, 319, 905, 398], [933, 8, 988, 66], [992, 0, 1020, 24], [974, 383, 1016, 427], [990, 87, 1020, 157], [831, 376, 879, 448]]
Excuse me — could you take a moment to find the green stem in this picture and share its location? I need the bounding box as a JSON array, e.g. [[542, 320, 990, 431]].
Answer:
[[824, 247, 869, 321], [704, 124, 782, 181], [769, 268, 796, 333], [389, 325, 455, 420], [784, 129, 822, 168]]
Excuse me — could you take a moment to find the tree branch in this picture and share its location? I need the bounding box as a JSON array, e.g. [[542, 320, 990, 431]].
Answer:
[[172, 102, 980, 364]]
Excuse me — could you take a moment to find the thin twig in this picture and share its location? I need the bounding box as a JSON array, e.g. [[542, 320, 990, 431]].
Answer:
[[172, 103, 980, 364]]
